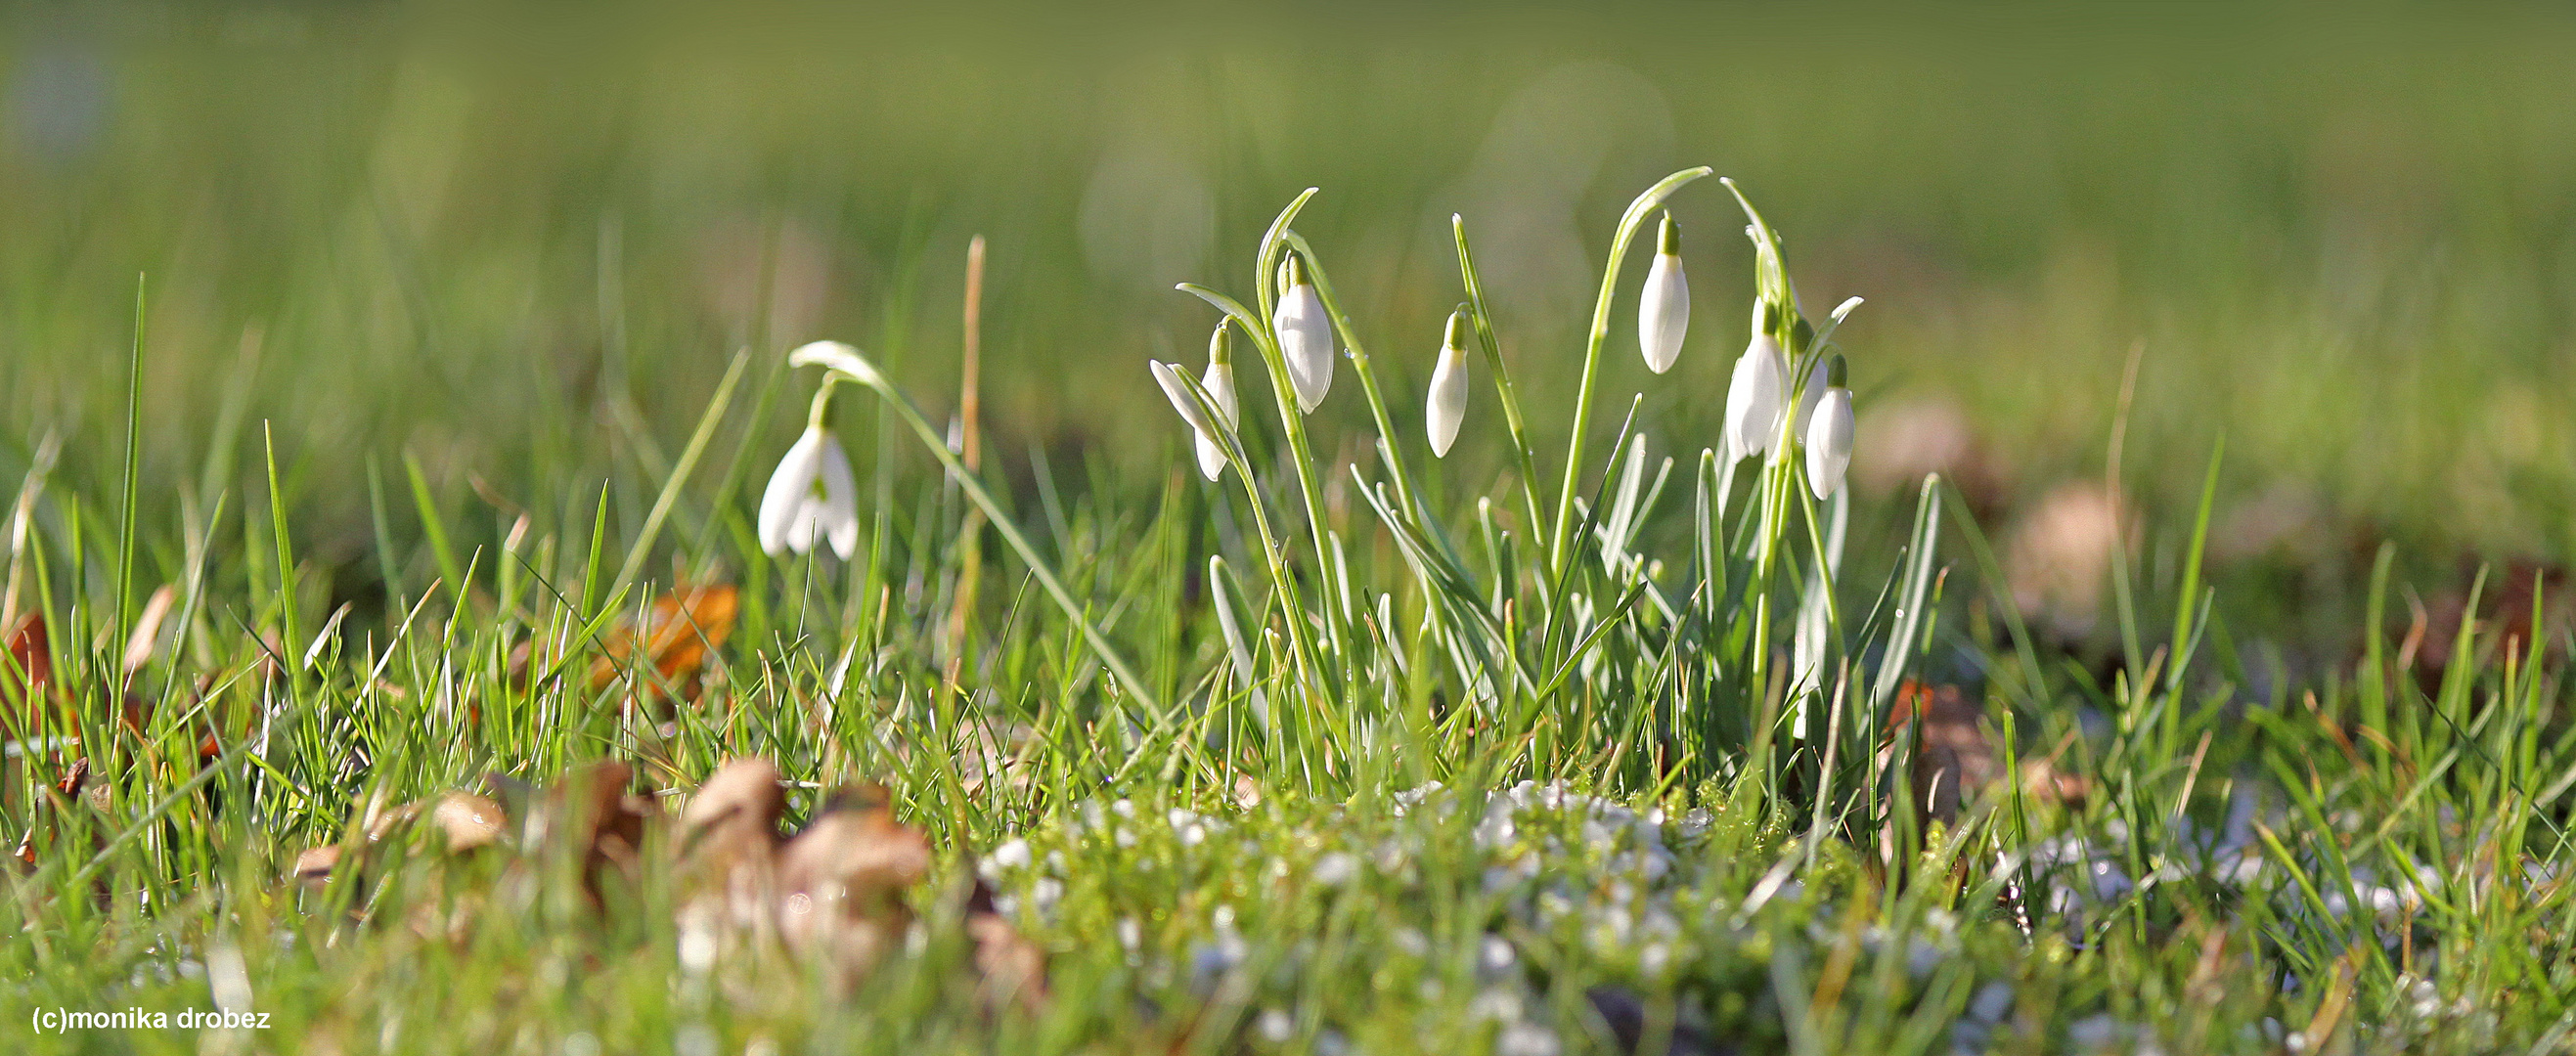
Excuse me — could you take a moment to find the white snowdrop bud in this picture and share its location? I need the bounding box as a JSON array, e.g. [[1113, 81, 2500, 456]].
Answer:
[[1805, 355, 1854, 500], [1724, 330, 1787, 462], [1426, 307, 1472, 458], [1194, 324, 1241, 480], [1272, 253, 1336, 413], [758, 418, 861, 559], [1637, 212, 1688, 374]]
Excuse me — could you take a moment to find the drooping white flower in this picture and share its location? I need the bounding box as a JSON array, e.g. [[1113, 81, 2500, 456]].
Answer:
[[1805, 355, 1854, 500], [1637, 213, 1688, 374], [1723, 330, 1787, 462], [1189, 323, 1242, 480], [757, 422, 860, 558], [1272, 253, 1335, 413], [1151, 346, 1237, 482], [1792, 354, 1828, 439], [1426, 307, 1472, 457], [1194, 360, 1238, 480]]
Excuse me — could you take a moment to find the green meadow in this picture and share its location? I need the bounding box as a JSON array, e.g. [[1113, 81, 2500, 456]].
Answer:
[[5, 4, 2576, 1053]]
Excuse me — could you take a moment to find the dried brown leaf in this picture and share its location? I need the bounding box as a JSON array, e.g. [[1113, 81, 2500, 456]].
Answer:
[[773, 783, 930, 984], [6, 610, 52, 709], [966, 878, 1048, 1013], [431, 792, 507, 854], [589, 585, 738, 694], [292, 845, 342, 885], [120, 585, 178, 675], [1886, 682, 1997, 826]]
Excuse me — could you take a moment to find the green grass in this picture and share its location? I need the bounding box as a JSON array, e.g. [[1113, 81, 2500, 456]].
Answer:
[[7, 5, 2576, 1053]]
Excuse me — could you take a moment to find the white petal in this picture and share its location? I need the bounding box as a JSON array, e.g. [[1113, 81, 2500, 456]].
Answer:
[[1638, 252, 1689, 374], [1426, 346, 1470, 458], [1194, 429, 1227, 481], [1192, 361, 1236, 481], [1806, 388, 1854, 500], [1723, 334, 1786, 462], [1150, 360, 1217, 436], [1273, 284, 1335, 413], [816, 433, 861, 558], [757, 427, 828, 555], [785, 503, 821, 553], [1792, 357, 1828, 439], [1201, 361, 1238, 429]]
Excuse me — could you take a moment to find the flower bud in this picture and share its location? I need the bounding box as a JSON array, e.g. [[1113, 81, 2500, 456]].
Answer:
[[1426, 307, 1472, 458], [1154, 350, 1240, 482], [1805, 355, 1853, 500], [1637, 213, 1688, 374], [1724, 331, 1787, 462], [1272, 253, 1335, 413], [1196, 328, 1241, 480]]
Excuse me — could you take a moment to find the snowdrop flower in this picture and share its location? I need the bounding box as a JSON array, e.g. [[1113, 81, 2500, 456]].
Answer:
[[1272, 253, 1335, 413], [1805, 354, 1854, 500], [1723, 319, 1787, 462], [757, 383, 860, 558], [1791, 355, 1828, 438], [1191, 326, 1241, 481], [1426, 307, 1472, 458], [1151, 326, 1241, 483], [1637, 212, 1688, 374]]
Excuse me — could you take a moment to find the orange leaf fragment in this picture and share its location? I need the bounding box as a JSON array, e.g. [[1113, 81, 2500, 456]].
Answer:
[[588, 585, 738, 694]]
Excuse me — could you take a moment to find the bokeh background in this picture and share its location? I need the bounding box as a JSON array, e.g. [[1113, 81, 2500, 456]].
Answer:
[[5, 1, 2574, 647]]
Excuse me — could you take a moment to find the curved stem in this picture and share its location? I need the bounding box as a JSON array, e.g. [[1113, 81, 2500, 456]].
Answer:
[[1547, 167, 1712, 582], [791, 343, 1165, 724], [1169, 368, 1328, 716]]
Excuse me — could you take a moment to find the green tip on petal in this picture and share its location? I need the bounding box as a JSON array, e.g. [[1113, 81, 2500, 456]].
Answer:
[[1208, 319, 1233, 366], [1443, 306, 1472, 351], [1826, 353, 1848, 388], [1657, 212, 1681, 255]]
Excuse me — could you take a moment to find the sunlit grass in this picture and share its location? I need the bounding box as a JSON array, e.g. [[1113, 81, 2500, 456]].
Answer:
[[7, 8, 2576, 1053], [5, 154, 2574, 1053]]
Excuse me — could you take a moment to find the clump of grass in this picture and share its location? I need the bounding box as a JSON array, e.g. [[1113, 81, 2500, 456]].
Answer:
[[3, 172, 2573, 1055]]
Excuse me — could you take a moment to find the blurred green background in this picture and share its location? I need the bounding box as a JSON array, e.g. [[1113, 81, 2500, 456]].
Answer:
[[4, 2, 2573, 643]]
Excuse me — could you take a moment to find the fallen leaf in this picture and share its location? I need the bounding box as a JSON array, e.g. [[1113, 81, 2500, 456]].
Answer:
[[589, 585, 738, 696], [6, 611, 52, 715], [775, 783, 930, 986], [431, 793, 507, 854], [675, 758, 789, 956], [292, 845, 341, 886], [2414, 558, 2573, 693], [546, 760, 655, 881], [14, 759, 102, 873], [966, 878, 1048, 1014], [2003, 482, 2134, 646], [2017, 757, 2090, 810], [1885, 682, 1997, 826], [120, 585, 178, 675]]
